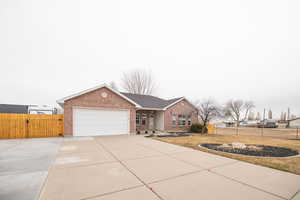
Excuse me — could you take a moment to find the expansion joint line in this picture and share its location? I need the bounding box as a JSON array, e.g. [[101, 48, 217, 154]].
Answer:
[[136, 139, 288, 200], [94, 140, 165, 200], [289, 189, 300, 200]]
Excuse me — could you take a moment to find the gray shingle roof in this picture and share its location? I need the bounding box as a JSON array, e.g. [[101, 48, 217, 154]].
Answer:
[[121, 93, 182, 109], [0, 104, 28, 114]]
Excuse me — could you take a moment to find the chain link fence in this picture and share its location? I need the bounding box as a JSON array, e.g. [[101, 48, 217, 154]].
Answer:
[[214, 127, 300, 140]]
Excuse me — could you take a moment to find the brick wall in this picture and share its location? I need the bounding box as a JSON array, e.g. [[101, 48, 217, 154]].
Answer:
[[164, 99, 198, 132], [63, 87, 136, 136]]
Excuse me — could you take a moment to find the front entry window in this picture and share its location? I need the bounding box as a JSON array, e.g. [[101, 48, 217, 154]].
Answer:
[[188, 118, 192, 126], [136, 113, 141, 126], [178, 115, 186, 126]]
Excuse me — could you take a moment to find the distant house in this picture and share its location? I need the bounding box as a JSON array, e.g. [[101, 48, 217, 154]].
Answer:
[[0, 104, 28, 114], [28, 105, 57, 114], [288, 118, 300, 128], [0, 104, 57, 115]]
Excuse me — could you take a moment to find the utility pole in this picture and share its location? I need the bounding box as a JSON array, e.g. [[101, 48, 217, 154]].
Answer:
[[268, 109, 272, 119]]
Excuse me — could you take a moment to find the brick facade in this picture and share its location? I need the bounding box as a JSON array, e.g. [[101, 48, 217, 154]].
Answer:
[[164, 99, 198, 132], [63, 87, 136, 136]]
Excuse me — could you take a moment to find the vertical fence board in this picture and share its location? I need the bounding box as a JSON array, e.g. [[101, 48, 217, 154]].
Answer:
[[0, 114, 63, 139]]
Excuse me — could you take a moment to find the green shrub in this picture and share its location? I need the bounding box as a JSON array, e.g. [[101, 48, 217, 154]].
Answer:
[[190, 123, 208, 133]]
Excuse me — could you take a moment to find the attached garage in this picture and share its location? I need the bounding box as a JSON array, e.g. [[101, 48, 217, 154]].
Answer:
[[57, 83, 199, 137], [73, 108, 130, 136], [57, 84, 140, 137]]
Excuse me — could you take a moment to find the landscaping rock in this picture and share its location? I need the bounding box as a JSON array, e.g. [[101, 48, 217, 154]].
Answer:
[[218, 144, 231, 148], [247, 145, 263, 151], [232, 142, 247, 149]]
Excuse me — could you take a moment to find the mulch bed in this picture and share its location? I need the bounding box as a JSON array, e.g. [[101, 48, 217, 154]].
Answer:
[[201, 143, 299, 157]]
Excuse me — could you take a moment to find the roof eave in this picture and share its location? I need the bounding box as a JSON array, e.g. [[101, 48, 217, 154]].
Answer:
[[162, 97, 198, 111], [162, 97, 185, 110], [56, 84, 142, 108], [136, 107, 164, 111]]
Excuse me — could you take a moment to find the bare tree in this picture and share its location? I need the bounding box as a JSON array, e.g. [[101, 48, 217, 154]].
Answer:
[[122, 69, 156, 95], [195, 99, 221, 133], [224, 99, 255, 127], [109, 81, 118, 90]]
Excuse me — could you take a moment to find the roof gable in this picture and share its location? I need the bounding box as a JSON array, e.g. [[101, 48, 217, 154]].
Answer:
[[163, 97, 198, 111], [57, 84, 141, 107], [57, 83, 193, 110]]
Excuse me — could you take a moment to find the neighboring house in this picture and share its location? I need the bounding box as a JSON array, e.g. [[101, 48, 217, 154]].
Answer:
[[57, 84, 198, 137], [0, 104, 57, 114], [0, 104, 28, 114], [288, 118, 300, 128], [28, 105, 57, 114]]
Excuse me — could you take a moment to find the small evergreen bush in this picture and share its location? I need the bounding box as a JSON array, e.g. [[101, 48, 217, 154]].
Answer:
[[190, 123, 207, 133]]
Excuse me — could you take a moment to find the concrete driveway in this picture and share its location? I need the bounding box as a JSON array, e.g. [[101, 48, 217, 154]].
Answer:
[[0, 138, 62, 200], [1, 135, 300, 200]]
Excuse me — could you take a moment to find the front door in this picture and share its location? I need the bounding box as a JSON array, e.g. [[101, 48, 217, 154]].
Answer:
[[149, 115, 154, 130]]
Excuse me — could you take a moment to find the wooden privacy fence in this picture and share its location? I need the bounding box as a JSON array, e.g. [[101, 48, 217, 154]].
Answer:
[[207, 124, 216, 134], [0, 114, 64, 139]]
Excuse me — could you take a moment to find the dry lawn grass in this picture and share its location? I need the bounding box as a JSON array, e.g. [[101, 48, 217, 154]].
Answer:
[[156, 134, 300, 175]]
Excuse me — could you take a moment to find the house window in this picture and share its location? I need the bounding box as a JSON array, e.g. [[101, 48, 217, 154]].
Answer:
[[188, 118, 191, 126], [172, 114, 177, 127], [142, 113, 147, 125], [136, 113, 141, 126], [178, 115, 186, 126]]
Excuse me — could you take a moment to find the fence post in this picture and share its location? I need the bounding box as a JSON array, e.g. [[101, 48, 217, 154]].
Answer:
[[236, 126, 238, 136], [297, 128, 299, 140]]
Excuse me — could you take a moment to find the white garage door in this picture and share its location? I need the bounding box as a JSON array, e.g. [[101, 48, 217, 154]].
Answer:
[[73, 108, 130, 136]]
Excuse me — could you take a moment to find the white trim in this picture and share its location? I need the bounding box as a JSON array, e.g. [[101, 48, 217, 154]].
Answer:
[[163, 97, 198, 111], [162, 112, 165, 131], [154, 110, 165, 131], [136, 107, 164, 111], [162, 97, 185, 110], [136, 113, 141, 126], [172, 114, 177, 127], [57, 83, 141, 108], [72, 106, 130, 111]]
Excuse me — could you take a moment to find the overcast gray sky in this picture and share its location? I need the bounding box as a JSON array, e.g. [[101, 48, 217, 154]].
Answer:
[[1, 0, 299, 118]]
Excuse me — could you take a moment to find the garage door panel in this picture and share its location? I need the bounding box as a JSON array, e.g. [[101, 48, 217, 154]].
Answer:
[[73, 108, 129, 136]]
